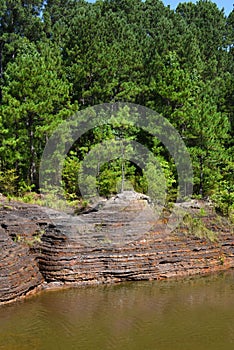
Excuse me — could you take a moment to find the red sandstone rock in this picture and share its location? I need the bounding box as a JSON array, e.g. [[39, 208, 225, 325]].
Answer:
[[0, 194, 233, 304], [0, 227, 43, 303]]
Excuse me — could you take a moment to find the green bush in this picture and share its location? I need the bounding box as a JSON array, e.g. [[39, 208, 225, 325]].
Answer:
[[0, 169, 18, 196], [211, 180, 234, 217]]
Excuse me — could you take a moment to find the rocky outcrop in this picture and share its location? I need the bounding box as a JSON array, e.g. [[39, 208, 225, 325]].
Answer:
[[0, 193, 233, 304], [0, 226, 43, 303], [37, 225, 234, 285]]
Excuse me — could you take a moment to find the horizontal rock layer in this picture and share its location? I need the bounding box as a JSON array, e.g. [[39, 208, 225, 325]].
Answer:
[[0, 193, 233, 304], [0, 227, 43, 303], [37, 229, 234, 284]]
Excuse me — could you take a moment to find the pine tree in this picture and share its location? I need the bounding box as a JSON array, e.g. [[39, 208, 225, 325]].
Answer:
[[1, 40, 73, 188]]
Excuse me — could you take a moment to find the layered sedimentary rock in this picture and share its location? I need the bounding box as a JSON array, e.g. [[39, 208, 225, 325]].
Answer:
[[37, 227, 234, 285], [36, 192, 234, 284], [0, 192, 233, 304], [0, 227, 43, 303]]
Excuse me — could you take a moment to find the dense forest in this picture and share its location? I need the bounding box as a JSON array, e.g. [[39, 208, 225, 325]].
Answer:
[[0, 0, 233, 217]]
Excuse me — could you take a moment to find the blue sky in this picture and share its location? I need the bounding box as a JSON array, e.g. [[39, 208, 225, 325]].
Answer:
[[87, 1, 233, 16]]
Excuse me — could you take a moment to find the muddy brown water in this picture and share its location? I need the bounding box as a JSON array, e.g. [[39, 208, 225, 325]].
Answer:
[[0, 271, 234, 350]]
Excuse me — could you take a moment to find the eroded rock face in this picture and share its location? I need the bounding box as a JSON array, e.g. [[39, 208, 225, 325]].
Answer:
[[36, 226, 234, 285], [0, 193, 233, 304], [36, 192, 234, 284], [0, 227, 43, 303]]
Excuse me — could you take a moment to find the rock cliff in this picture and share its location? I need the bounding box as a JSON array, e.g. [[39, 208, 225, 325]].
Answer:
[[0, 193, 233, 304], [0, 226, 43, 303]]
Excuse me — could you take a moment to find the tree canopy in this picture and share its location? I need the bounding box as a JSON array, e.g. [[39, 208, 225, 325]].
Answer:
[[0, 0, 233, 215]]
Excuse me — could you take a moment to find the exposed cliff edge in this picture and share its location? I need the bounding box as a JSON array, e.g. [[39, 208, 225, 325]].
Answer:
[[0, 227, 43, 304], [0, 193, 233, 305]]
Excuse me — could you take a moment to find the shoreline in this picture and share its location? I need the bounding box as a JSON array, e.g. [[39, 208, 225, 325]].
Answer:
[[0, 195, 233, 306], [2, 266, 234, 307]]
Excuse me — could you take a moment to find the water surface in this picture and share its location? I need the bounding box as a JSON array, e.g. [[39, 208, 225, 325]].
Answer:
[[0, 271, 234, 350]]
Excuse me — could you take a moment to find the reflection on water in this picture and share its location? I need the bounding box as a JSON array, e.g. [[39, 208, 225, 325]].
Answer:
[[0, 271, 234, 350]]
